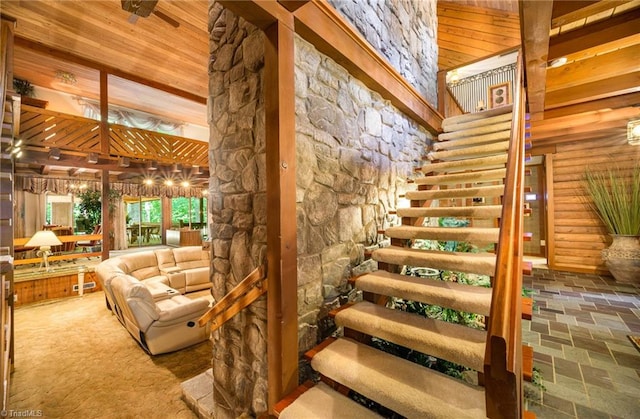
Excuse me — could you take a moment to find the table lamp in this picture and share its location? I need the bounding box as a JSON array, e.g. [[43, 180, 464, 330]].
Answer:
[[25, 230, 62, 271]]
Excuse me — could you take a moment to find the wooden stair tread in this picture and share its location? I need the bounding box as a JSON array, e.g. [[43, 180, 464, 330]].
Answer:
[[522, 261, 533, 275], [436, 125, 511, 145], [420, 153, 508, 174], [523, 345, 534, 382], [405, 184, 504, 200], [413, 168, 506, 185], [373, 246, 497, 277], [277, 381, 382, 419], [383, 225, 500, 243], [334, 301, 487, 371], [442, 105, 513, 131], [522, 297, 533, 321], [354, 270, 492, 316], [396, 205, 502, 219], [311, 337, 486, 419], [427, 140, 509, 161]]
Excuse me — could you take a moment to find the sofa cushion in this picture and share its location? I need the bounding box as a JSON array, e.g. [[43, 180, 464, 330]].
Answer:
[[155, 248, 176, 270], [111, 275, 159, 333], [121, 252, 161, 280], [173, 246, 210, 270]]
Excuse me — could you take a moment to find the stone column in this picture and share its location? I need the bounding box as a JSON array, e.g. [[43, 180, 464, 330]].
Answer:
[[208, 3, 267, 417]]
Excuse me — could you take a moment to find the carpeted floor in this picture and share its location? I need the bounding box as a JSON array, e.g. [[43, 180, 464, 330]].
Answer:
[[9, 291, 211, 418]]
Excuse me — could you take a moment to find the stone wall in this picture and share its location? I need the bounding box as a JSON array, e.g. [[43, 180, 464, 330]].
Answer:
[[295, 36, 433, 354], [207, 3, 268, 418], [328, 0, 439, 106]]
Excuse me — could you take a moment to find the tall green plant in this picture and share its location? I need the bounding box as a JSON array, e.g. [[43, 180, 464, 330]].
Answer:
[[584, 163, 640, 235]]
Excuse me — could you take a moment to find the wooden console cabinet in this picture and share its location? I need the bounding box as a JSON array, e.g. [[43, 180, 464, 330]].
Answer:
[[166, 229, 202, 247]]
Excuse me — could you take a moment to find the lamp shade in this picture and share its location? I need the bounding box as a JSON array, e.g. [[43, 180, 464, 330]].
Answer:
[[25, 230, 63, 247]]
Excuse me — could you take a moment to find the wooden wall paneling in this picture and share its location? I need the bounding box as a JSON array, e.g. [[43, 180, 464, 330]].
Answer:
[[437, 1, 520, 70], [544, 154, 556, 267], [549, 138, 640, 274]]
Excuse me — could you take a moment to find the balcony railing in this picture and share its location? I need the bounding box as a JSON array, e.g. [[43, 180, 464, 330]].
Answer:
[[20, 105, 208, 167]]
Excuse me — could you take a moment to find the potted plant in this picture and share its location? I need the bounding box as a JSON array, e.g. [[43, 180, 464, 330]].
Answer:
[[12, 78, 48, 108], [584, 162, 640, 283]]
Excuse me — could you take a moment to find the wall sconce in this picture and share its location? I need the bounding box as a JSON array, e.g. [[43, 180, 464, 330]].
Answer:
[[164, 179, 174, 186], [146, 160, 158, 170], [628, 120, 640, 145], [181, 180, 190, 187], [87, 153, 98, 164], [171, 163, 182, 173], [118, 156, 130, 167], [192, 165, 203, 175], [143, 178, 154, 186]]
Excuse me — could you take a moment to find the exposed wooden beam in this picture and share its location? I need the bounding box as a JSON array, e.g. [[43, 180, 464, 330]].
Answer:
[[537, 92, 640, 120], [294, 0, 442, 134], [264, 18, 299, 414], [531, 106, 640, 137], [520, 0, 553, 118], [277, 0, 309, 12], [551, 0, 629, 28], [551, 1, 599, 21], [546, 44, 640, 92], [545, 71, 640, 109], [548, 8, 640, 60], [14, 37, 207, 104], [219, 0, 292, 29]]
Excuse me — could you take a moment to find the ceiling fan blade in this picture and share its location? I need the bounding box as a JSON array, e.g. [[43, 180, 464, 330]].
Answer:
[[153, 10, 180, 28]]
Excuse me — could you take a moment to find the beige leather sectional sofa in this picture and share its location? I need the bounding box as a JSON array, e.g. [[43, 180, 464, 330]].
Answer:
[[96, 246, 212, 355]]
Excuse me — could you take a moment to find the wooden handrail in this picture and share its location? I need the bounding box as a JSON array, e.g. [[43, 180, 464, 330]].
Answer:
[[198, 265, 267, 329], [484, 50, 526, 418]]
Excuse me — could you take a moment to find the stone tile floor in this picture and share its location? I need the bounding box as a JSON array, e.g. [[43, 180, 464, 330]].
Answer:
[[523, 268, 640, 418]]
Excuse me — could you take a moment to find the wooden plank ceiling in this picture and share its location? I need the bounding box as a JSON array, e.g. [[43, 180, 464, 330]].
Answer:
[[522, 0, 640, 153], [2, 0, 209, 126], [437, 1, 521, 71]]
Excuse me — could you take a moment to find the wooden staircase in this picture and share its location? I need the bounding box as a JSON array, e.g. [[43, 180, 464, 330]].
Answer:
[[276, 95, 530, 418]]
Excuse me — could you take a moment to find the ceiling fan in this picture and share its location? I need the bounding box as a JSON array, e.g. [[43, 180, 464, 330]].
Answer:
[[121, 0, 180, 28]]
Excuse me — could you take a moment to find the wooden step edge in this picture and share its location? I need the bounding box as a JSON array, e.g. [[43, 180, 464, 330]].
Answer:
[[272, 380, 316, 417], [523, 232, 533, 242], [522, 261, 533, 276], [328, 302, 356, 319], [523, 345, 534, 382], [522, 297, 533, 321], [303, 337, 337, 362], [524, 410, 536, 419]]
